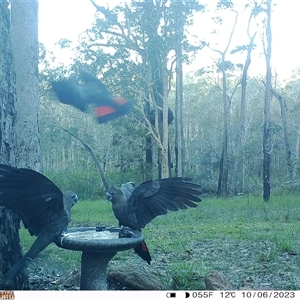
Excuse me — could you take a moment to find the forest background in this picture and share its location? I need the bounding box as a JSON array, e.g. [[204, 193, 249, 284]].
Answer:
[[37, 0, 300, 200]]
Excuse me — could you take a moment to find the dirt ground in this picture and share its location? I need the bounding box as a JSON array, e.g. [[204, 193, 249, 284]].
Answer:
[[26, 237, 300, 290]]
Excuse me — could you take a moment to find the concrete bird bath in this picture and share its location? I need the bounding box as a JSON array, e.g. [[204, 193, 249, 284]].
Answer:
[[55, 226, 144, 290]]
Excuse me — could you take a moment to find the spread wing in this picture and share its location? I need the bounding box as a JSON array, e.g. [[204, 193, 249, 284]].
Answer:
[[0, 164, 64, 236], [51, 78, 88, 112], [51, 67, 132, 123], [126, 177, 202, 229]]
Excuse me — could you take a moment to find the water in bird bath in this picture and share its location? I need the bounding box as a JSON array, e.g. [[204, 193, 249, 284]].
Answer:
[[57, 226, 143, 254], [62, 230, 119, 241]]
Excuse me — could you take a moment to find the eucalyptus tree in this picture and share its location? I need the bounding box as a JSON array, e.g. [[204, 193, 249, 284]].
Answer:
[[261, 0, 273, 201], [230, 2, 259, 195], [11, 0, 41, 170], [77, 0, 204, 179], [201, 0, 240, 197], [0, 0, 40, 289], [198, 0, 276, 197]]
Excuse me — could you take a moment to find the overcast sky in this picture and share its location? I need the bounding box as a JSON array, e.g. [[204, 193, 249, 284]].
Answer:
[[38, 0, 300, 82]]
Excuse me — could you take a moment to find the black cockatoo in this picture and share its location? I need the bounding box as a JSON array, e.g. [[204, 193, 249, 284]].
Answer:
[[0, 164, 78, 280], [105, 177, 202, 264], [51, 67, 132, 124]]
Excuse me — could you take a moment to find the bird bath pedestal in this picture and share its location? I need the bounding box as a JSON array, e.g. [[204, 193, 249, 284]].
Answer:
[[56, 226, 144, 290]]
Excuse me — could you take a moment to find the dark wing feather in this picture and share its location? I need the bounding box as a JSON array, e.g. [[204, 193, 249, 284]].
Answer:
[[0, 164, 64, 236], [126, 177, 202, 229], [78, 67, 115, 106], [0, 165, 78, 279], [79, 66, 113, 102], [52, 78, 115, 109], [51, 78, 88, 112], [52, 68, 132, 123]]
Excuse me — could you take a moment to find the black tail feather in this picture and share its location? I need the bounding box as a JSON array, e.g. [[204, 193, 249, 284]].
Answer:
[[134, 241, 151, 265]]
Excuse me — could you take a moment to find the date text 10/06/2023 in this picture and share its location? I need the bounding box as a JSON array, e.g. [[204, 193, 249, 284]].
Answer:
[[186, 291, 296, 299]]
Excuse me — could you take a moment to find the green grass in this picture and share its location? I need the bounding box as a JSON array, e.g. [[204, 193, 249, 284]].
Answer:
[[19, 195, 300, 289]]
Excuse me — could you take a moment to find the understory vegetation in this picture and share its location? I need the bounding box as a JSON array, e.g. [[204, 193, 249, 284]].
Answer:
[[20, 194, 300, 290]]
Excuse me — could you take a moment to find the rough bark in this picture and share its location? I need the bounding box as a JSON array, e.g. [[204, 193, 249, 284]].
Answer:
[[11, 0, 42, 170], [0, 0, 27, 289], [0, 0, 40, 289]]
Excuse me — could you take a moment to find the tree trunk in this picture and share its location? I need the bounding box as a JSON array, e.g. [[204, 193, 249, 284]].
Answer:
[[143, 1, 171, 179], [175, 36, 184, 176], [295, 126, 300, 167], [217, 55, 229, 197], [0, 0, 27, 289], [174, 13, 185, 177], [0, 0, 40, 288], [217, 135, 228, 197], [231, 32, 256, 195], [161, 63, 169, 179], [270, 88, 293, 179], [262, 0, 272, 201], [214, 13, 238, 197], [145, 98, 153, 181], [11, 0, 42, 170]]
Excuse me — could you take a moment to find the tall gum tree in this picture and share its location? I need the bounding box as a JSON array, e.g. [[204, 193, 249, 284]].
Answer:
[[262, 0, 272, 201], [11, 0, 41, 170], [0, 0, 27, 289], [0, 0, 40, 288], [79, 0, 204, 179], [204, 2, 239, 197], [230, 4, 258, 195]]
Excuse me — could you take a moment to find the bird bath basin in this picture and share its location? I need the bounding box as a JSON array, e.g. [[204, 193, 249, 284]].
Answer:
[[55, 226, 144, 290]]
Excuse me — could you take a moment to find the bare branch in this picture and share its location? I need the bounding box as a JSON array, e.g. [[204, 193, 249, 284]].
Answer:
[[207, 10, 239, 56], [59, 127, 109, 191], [88, 1, 143, 55], [129, 86, 164, 150]]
